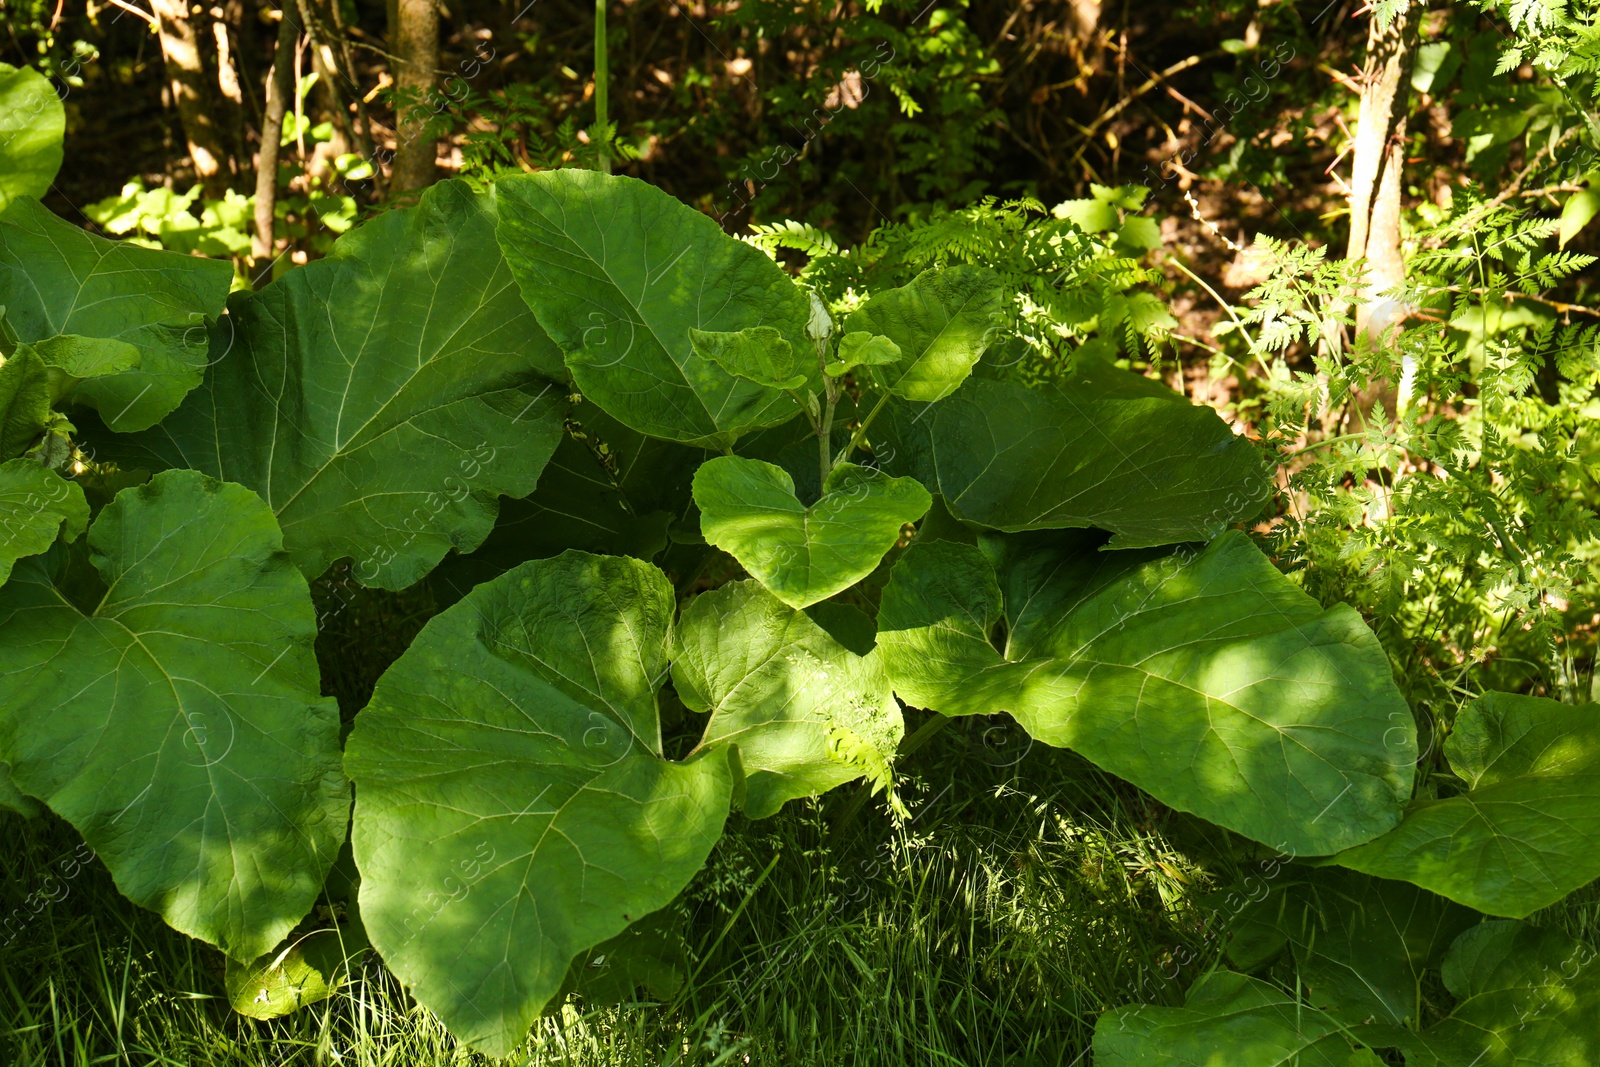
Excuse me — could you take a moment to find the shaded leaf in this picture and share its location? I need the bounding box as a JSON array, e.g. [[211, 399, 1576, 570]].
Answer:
[[878, 363, 1268, 548], [1331, 692, 1600, 918], [0, 459, 87, 583], [1094, 970, 1385, 1066], [1233, 867, 1479, 1026], [556, 907, 688, 1006], [672, 580, 903, 817], [1411, 920, 1600, 1067], [0, 760, 39, 818], [0, 347, 53, 459], [0, 470, 348, 959], [430, 405, 699, 603]]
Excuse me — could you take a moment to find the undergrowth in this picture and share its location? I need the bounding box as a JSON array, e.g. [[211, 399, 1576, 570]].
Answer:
[[1, 719, 1233, 1066]]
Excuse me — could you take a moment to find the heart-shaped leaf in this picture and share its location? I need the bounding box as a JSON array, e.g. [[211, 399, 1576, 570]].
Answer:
[[1329, 691, 1600, 918], [0, 459, 87, 583], [94, 181, 566, 590], [843, 265, 1003, 402], [0, 197, 232, 431], [346, 551, 735, 1056], [689, 325, 810, 391], [495, 170, 809, 449], [877, 530, 1414, 855], [694, 456, 932, 609], [0, 469, 348, 960], [672, 580, 904, 817]]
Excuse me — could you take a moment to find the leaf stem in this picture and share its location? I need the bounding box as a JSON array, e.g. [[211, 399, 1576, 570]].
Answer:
[[788, 388, 820, 434], [836, 390, 892, 466], [593, 0, 609, 174], [818, 337, 839, 485], [1165, 253, 1272, 377]]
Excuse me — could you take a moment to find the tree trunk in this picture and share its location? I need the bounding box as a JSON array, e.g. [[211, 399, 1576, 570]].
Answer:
[[1345, 3, 1422, 340], [253, 6, 299, 285], [147, 0, 233, 196], [389, 0, 439, 193]]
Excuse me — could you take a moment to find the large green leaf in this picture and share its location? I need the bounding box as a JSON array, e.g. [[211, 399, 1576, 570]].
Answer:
[[0, 63, 64, 210], [877, 362, 1269, 548], [0, 459, 86, 583], [100, 181, 565, 590], [1330, 692, 1600, 918], [1408, 920, 1600, 1066], [877, 530, 1414, 855], [1230, 868, 1479, 1027], [1094, 970, 1386, 1066], [494, 170, 809, 449], [0, 346, 53, 458], [0, 470, 347, 959], [345, 551, 735, 1055], [0, 197, 232, 431], [672, 580, 904, 818], [843, 266, 1003, 402], [694, 456, 932, 609]]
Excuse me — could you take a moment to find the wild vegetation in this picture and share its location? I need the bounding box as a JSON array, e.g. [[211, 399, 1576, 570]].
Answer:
[[4, 0, 1600, 1064]]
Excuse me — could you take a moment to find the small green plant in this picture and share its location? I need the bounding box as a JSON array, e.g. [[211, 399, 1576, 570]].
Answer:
[[747, 184, 1174, 380]]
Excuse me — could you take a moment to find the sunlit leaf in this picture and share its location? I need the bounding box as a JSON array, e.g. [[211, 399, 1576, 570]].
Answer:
[[844, 266, 1004, 402], [1331, 692, 1600, 917], [0, 64, 64, 210], [694, 456, 931, 609], [877, 530, 1414, 855], [495, 170, 809, 448], [97, 180, 565, 589], [0, 198, 232, 431]]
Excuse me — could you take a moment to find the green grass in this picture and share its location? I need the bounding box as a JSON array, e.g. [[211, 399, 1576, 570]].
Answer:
[[0, 712, 1245, 1067]]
